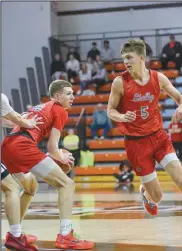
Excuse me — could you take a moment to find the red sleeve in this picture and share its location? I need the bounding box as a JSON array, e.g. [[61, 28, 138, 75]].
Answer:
[[51, 104, 68, 131], [168, 123, 172, 129]]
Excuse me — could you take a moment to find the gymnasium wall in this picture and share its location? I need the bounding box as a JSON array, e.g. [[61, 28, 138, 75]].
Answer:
[[57, 6, 182, 35], [55, 6, 182, 60], [2, 1, 51, 99]]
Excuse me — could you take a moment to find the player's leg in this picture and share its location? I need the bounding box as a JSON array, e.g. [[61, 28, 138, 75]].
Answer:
[[1, 165, 37, 251], [164, 159, 182, 191], [1, 167, 21, 227], [29, 156, 94, 250], [125, 137, 162, 216], [13, 172, 38, 221]]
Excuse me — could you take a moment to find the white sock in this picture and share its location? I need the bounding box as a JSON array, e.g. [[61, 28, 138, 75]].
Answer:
[[60, 219, 72, 236], [10, 224, 21, 237]]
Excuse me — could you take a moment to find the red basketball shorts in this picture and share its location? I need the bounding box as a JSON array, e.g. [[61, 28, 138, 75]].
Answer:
[[124, 129, 178, 180], [1, 135, 46, 174]]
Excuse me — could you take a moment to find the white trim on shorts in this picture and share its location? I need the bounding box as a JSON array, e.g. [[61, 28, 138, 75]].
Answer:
[[139, 171, 157, 184], [160, 153, 179, 168], [1, 163, 7, 173], [30, 156, 60, 179]]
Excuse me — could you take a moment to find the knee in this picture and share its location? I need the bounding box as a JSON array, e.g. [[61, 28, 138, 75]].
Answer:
[[150, 189, 163, 204], [23, 175, 39, 196]]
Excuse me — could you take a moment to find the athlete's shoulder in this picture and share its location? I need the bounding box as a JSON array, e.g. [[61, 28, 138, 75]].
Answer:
[[52, 102, 68, 115]]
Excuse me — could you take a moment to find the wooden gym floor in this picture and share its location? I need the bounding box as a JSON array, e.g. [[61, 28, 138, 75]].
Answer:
[[1, 181, 182, 251]]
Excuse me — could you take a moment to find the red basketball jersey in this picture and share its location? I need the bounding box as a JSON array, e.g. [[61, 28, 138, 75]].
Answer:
[[12, 101, 68, 143], [117, 70, 163, 136]]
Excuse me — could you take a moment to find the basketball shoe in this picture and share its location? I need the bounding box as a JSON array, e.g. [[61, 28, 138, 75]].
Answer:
[[140, 185, 158, 216], [55, 230, 95, 249], [5, 232, 38, 251]]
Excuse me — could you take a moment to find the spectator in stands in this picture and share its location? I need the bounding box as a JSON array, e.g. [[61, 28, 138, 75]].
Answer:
[[60, 43, 69, 63], [113, 160, 134, 183], [86, 57, 98, 76], [101, 40, 114, 63], [160, 34, 182, 70], [63, 129, 80, 167], [139, 36, 153, 68], [168, 115, 182, 162], [78, 63, 92, 95], [67, 46, 81, 62], [50, 53, 67, 80], [92, 61, 108, 93], [90, 103, 112, 139], [66, 54, 80, 82], [87, 42, 101, 61]]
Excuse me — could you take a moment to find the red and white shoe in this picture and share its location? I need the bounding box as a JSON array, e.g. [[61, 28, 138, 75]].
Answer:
[[25, 234, 38, 244], [140, 185, 158, 216], [5, 232, 38, 251], [55, 230, 95, 250]]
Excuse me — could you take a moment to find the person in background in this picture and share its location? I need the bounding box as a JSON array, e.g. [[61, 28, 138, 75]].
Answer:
[[168, 115, 182, 162], [92, 61, 108, 93], [78, 63, 92, 94], [160, 34, 182, 70], [51, 53, 67, 80], [63, 128, 80, 167], [67, 47, 81, 62], [87, 42, 101, 61], [113, 160, 134, 183], [66, 54, 80, 82], [140, 36, 153, 68], [90, 103, 112, 139], [101, 40, 114, 63]]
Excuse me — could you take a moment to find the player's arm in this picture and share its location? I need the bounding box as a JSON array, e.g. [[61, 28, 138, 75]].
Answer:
[[47, 128, 74, 165], [107, 77, 136, 123], [158, 72, 182, 120], [3, 110, 42, 130]]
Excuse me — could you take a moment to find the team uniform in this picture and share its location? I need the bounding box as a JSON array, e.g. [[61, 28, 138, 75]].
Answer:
[[1, 93, 14, 180], [117, 70, 178, 183], [1, 101, 68, 176]]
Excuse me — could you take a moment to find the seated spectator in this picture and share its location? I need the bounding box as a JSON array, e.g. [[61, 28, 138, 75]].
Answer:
[[92, 61, 108, 93], [66, 54, 80, 82], [101, 40, 114, 63], [86, 57, 98, 76], [160, 34, 182, 70], [50, 53, 67, 80], [63, 129, 80, 166], [67, 46, 81, 62], [78, 63, 92, 95], [113, 160, 134, 183], [80, 145, 95, 167], [90, 103, 112, 139], [139, 36, 153, 68], [168, 115, 182, 162], [87, 42, 101, 61]]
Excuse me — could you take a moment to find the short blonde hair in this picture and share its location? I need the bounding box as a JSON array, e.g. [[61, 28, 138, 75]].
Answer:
[[49, 80, 72, 97], [120, 39, 146, 57]]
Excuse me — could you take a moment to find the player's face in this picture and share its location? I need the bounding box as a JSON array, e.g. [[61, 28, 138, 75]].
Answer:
[[57, 87, 74, 109], [122, 52, 142, 74]]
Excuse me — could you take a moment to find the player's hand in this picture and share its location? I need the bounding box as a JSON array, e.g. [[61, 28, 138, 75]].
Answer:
[[61, 152, 75, 165], [123, 111, 136, 123], [174, 105, 182, 122], [26, 114, 44, 130]]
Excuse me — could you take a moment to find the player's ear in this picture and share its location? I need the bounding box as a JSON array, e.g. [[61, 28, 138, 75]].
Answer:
[[140, 54, 145, 61]]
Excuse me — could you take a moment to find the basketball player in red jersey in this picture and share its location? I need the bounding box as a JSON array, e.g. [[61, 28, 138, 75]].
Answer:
[[2, 80, 94, 250], [107, 39, 182, 216]]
